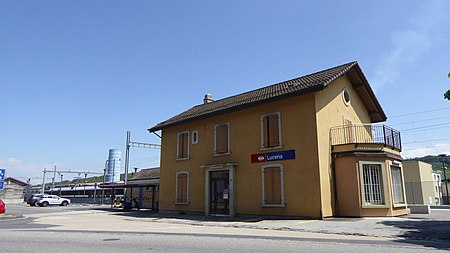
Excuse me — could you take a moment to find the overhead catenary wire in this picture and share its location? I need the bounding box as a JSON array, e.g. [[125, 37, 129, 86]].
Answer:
[[389, 106, 450, 118], [399, 122, 450, 132]]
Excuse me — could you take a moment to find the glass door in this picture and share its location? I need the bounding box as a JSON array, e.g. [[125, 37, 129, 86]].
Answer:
[[209, 171, 229, 215]]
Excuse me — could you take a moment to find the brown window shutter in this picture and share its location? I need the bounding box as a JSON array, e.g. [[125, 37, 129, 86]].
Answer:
[[181, 174, 187, 202], [268, 114, 279, 147], [177, 174, 183, 202], [264, 168, 273, 204], [177, 173, 187, 202], [182, 133, 189, 158], [264, 167, 282, 204], [178, 134, 183, 159], [271, 168, 281, 204], [263, 116, 269, 147], [216, 124, 228, 154]]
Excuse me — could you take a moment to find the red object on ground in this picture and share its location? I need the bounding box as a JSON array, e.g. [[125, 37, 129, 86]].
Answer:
[[0, 198, 5, 213]]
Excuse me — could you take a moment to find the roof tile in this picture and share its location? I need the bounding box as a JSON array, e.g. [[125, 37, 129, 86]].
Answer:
[[149, 62, 358, 131]]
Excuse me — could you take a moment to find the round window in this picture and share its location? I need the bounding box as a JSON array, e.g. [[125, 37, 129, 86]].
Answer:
[[342, 88, 350, 105]]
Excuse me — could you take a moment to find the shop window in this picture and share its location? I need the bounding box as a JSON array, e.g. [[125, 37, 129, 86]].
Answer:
[[176, 172, 189, 204], [261, 112, 282, 149], [214, 123, 230, 155], [262, 165, 285, 207], [177, 131, 190, 160], [390, 165, 405, 205]]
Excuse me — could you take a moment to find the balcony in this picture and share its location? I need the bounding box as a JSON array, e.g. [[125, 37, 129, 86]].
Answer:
[[330, 124, 402, 152]]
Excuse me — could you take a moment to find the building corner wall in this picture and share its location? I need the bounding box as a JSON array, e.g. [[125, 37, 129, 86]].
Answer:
[[314, 76, 372, 217]]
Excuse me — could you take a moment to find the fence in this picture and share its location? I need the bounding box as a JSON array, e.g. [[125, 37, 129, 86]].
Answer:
[[330, 124, 402, 151]]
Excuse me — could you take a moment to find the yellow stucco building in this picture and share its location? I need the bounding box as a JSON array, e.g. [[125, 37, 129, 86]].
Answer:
[[149, 62, 407, 218]]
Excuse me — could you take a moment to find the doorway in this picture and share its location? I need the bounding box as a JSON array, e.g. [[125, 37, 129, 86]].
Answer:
[[209, 171, 229, 215]]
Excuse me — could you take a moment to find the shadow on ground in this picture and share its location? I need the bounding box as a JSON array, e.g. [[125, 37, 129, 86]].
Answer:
[[380, 219, 450, 250], [93, 207, 313, 223]]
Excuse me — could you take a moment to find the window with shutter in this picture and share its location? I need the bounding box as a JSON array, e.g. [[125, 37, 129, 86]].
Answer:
[[177, 131, 190, 160], [262, 165, 284, 207], [261, 112, 281, 149], [214, 123, 230, 155], [176, 172, 189, 204]]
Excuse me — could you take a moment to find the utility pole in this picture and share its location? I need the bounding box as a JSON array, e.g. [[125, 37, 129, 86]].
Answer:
[[123, 131, 161, 201], [41, 169, 47, 194], [83, 173, 88, 198], [124, 131, 131, 200], [51, 166, 56, 195], [439, 154, 448, 204], [124, 131, 131, 186], [102, 161, 108, 205], [59, 174, 63, 196]]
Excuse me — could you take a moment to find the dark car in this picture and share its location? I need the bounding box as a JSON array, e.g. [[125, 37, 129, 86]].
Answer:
[[26, 194, 44, 206], [0, 198, 5, 214]]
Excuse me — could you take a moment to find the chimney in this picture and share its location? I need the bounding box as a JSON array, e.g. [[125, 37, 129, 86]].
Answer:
[[203, 93, 214, 104]]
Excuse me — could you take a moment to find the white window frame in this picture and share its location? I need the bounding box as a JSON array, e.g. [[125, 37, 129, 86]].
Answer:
[[389, 161, 406, 207], [175, 171, 189, 205], [261, 164, 285, 208], [359, 161, 389, 208], [192, 130, 199, 145], [176, 131, 190, 161], [214, 122, 231, 156], [260, 112, 283, 151]]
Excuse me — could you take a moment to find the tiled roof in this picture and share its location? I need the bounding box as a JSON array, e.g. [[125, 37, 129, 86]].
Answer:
[[129, 167, 160, 181], [149, 61, 381, 132]]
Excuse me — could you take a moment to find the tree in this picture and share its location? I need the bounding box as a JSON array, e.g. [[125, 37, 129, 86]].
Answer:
[[446, 73, 450, 100]]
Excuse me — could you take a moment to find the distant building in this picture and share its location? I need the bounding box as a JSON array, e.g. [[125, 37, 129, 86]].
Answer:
[[403, 161, 436, 205], [0, 177, 29, 204], [125, 167, 160, 210], [432, 172, 442, 205]]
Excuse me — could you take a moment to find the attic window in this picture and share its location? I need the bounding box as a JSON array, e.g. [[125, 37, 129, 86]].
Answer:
[[342, 88, 350, 106]]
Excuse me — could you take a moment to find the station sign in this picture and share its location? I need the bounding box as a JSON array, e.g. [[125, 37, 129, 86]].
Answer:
[[0, 169, 5, 180], [0, 181, 4, 190], [251, 150, 295, 163]]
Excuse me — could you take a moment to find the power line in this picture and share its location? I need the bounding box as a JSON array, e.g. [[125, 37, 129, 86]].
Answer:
[[403, 143, 450, 151], [403, 137, 450, 145], [389, 116, 446, 126], [389, 106, 450, 118], [399, 122, 450, 132]]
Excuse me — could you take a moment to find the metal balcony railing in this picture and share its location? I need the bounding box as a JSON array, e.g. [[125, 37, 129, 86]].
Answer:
[[330, 124, 402, 151]]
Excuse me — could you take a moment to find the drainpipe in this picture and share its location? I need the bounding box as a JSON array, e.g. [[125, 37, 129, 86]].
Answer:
[[332, 153, 339, 217]]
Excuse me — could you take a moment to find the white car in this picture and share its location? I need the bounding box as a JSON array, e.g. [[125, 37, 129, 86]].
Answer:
[[37, 195, 71, 207]]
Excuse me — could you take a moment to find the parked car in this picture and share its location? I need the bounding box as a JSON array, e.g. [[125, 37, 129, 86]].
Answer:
[[0, 198, 5, 213], [26, 194, 45, 206], [36, 195, 71, 207]]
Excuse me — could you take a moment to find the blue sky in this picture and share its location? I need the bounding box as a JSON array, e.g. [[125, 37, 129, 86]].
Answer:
[[1, 1, 449, 184]]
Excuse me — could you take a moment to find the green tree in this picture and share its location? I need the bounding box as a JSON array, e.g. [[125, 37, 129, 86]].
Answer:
[[446, 72, 450, 100]]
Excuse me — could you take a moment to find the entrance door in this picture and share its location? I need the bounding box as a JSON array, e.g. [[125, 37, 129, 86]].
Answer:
[[209, 171, 229, 215]]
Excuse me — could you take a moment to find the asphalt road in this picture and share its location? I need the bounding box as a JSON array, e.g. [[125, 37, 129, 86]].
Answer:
[[1, 204, 450, 252], [1, 229, 449, 253]]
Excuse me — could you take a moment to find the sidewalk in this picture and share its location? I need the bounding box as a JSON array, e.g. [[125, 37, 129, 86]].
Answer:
[[107, 208, 450, 241]]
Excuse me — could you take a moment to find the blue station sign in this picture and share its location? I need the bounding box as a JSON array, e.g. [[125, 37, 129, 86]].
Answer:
[[0, 181, 4, 190], [251, 150, 296, 163], [0, 169, 5, 181]]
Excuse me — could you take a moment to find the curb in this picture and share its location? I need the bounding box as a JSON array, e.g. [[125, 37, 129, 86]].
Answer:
[[0, 214, 25, 221]]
